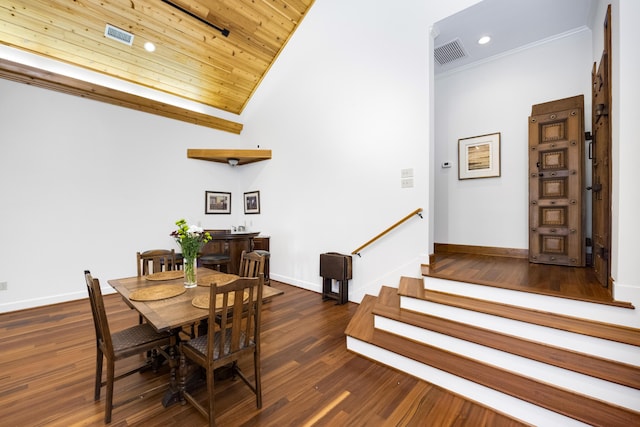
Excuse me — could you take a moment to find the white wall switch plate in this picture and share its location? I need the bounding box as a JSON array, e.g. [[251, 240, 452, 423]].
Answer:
[[401, 178, 414, 188], [401, 168, 414, 178]]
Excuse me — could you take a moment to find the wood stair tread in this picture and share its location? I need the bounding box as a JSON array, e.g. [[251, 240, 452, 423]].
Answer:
[[372, 328, 640, 426], [423, 252, 634, 309], [347, 280, 640, 426], [399, 276, 424, 298], [347, 275, 640, 426], [372, 287, 640, 390], [398, 276, 640, 346], [346, 293, 530, 427], [344, 294, 376, 341], [347, 285, 640, 426]]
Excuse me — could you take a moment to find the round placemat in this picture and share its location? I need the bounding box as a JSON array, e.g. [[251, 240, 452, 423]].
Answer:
[[145, 270, 184, 281], [129, 284, 186, 301], [197, 272, 239, 287], [192, 290, 249, 309]]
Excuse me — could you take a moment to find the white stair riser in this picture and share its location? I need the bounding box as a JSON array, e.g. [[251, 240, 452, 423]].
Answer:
[[422, 276, 640, 328], [401, 296, 640, 366], [346, 336, 590, 427], [375, 315, 640, 412]]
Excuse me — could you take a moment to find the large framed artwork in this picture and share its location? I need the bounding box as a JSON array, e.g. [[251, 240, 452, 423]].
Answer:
[[458, 132, 501, 180], [205, 191, 231, 214]]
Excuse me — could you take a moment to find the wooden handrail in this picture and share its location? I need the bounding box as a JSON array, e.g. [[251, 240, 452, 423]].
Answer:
[[351, 208, 423, 256]]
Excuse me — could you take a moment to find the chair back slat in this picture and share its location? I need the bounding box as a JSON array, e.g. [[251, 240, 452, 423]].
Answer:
[[208, 276, 263, 362], [137, 249, 177, 276], [238, 251, 265, 278]]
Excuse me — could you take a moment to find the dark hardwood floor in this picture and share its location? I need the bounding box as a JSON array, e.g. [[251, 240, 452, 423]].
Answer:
[[426, 252, 634, 308], [0, 281, 526, 426]]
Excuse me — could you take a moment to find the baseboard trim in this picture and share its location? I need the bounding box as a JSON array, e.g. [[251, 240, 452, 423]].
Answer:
[[433, 243, 528, 259], [0, 287, 115, 314]]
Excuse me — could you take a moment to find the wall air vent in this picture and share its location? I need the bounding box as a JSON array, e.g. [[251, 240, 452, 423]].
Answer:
[[434, 38, 467, 65], [104, 24, 134, 46]]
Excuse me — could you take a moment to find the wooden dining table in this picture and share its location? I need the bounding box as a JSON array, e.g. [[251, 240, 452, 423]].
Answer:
[[107, 267, 283, 406], [108, 267, 282, 332]]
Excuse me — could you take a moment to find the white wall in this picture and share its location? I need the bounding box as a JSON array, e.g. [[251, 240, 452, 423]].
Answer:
[[239, 0, 484, 300], [0, 81, 246, 310], [0, 0, 484, 312], [434, 30, 593, 248], [608, 0, 640, 302], [240, 0, 435, 300], [7, 0, 635, 313], [431, 0, 640, 308]]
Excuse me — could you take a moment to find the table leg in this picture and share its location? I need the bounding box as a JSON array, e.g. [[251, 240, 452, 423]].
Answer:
[[161, 328, 207, 407], [161, 333, 179, 407]]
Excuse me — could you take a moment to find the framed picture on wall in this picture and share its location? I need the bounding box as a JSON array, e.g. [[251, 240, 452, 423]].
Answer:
[[458, 132, 501, 180], [244, 191, 260, 214], [205, 191, 231, 214]]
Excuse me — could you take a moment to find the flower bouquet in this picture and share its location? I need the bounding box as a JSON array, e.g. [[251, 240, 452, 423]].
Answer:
[[171, 219, 212, 288]]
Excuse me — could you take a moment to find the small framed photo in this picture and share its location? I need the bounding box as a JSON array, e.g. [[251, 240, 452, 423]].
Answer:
[[205, 191, 231, 214], [244, 191, 260, 214], [458, 132, 501, 180]]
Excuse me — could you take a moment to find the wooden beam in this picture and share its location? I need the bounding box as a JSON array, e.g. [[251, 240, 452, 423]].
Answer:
[[0, 57, 243, 134]]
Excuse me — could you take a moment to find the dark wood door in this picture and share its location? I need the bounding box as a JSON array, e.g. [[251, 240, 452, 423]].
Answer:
[[528, 95, 585, 267], [590, 6, 612, 287]]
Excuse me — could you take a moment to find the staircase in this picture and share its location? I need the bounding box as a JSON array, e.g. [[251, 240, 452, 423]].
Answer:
[[345, 276, 640, 426]]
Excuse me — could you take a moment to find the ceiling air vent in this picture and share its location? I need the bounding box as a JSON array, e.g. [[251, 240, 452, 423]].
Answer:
[[434, 38, 467, 65], [104, 24, 134, 46]]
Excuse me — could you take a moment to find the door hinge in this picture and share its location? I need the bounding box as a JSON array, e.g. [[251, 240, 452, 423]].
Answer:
[[599, 246, 609, 261], [586, 183, 602, 192], [595, 103, 609, 117]]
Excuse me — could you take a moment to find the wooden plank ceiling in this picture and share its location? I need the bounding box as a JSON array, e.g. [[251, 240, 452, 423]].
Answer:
[[0, 0, 314, 132]]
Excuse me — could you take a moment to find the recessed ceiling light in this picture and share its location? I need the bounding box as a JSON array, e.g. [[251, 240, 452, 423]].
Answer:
[[478, 36, 491, 45], [144, 42, 156, 52]]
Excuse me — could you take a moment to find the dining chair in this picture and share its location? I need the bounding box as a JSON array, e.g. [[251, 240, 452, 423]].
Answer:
[[136, 249, 177, 277], [237, 250, 265, 279], [135, 249, 179, 324], [253, 249, 270, 285], [209, 251, 266, 331], [179, 275, 264, 426], [84, 270, 172, 424]]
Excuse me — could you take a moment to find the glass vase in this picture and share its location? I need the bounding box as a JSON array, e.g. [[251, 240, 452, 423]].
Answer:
[[183, 256, 198, 288]]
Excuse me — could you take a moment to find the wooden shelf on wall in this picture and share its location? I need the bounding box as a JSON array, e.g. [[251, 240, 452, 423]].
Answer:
[[187, 149, 272, 165]]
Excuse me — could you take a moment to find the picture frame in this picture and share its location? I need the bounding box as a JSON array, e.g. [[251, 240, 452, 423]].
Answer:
[[205, 191, 231, 214], [458, 132, 501, 180], [244, 191, 260, 214]]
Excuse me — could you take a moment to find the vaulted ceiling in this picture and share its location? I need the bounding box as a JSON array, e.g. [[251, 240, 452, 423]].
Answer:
[[0, 0, 315, 133], [1, 0, 599, 134]]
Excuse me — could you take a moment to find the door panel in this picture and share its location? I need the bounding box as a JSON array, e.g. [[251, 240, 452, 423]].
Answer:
[[591, 6, 612, 287], [529, 96, 585, 267]]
